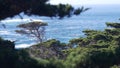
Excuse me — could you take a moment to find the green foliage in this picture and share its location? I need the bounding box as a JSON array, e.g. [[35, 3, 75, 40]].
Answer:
[[2, 20, 120, 68], [0, 38, 16, 68], [92, 33, 113, 41], [69, 38, 83, 46], [111, 65, 120, 68], [17, 21, 48, 28], [27, 39, 67, 59], [41, 39, 61, 48], [83, 29, 99, 36], [106, 22, 120, 28], [74, 6, 90, 15], [0, 0, 89, 20], [15, 49, 39, 68], [0, 38, 63, 68], [56, 4, 74, 18], [105, 28, 120, 35], [66, 22, 120, 68], [65, 46, 120, 68], [0, 3, 120, 67]]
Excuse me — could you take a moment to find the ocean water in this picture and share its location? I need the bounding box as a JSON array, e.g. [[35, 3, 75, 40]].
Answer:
[[0, 4, 120, 48]]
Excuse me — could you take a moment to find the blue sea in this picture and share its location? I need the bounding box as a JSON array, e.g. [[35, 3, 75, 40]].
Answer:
[[0, 4, 120, 48]]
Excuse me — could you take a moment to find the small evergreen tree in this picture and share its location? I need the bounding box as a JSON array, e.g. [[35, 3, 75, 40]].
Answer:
[[16, 21, 48, 43]]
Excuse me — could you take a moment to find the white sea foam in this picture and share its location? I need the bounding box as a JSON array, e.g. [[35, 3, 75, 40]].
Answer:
[[58, 37, 73, 39], [1, 19, 43, 23], [65, 26, 81, 30], [0, 31, 10, 35], [15, 43, 35, 49]]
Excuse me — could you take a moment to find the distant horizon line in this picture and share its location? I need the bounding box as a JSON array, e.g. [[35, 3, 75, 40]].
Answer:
[[72, 4, 120, 7], [49, 2, 120, 6]]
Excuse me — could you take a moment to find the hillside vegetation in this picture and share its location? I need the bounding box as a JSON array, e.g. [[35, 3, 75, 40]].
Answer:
[[26, 21, 120, 68]]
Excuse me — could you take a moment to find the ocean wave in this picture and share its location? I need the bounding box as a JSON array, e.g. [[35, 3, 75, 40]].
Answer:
[[15, 43, 35, 49], [1, 19, 43, 23], [0, 31, 10, 35], [65, 26, 81, 30]]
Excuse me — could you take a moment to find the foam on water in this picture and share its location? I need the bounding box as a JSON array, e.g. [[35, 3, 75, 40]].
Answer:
[[15, 43, 35, 49], [1, 19, 43, 23], [0, 31, 10, 35]]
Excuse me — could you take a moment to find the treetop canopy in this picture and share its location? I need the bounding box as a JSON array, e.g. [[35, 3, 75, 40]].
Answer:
[[17, 21, 48, 28], [0, 0, 89, 20]]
